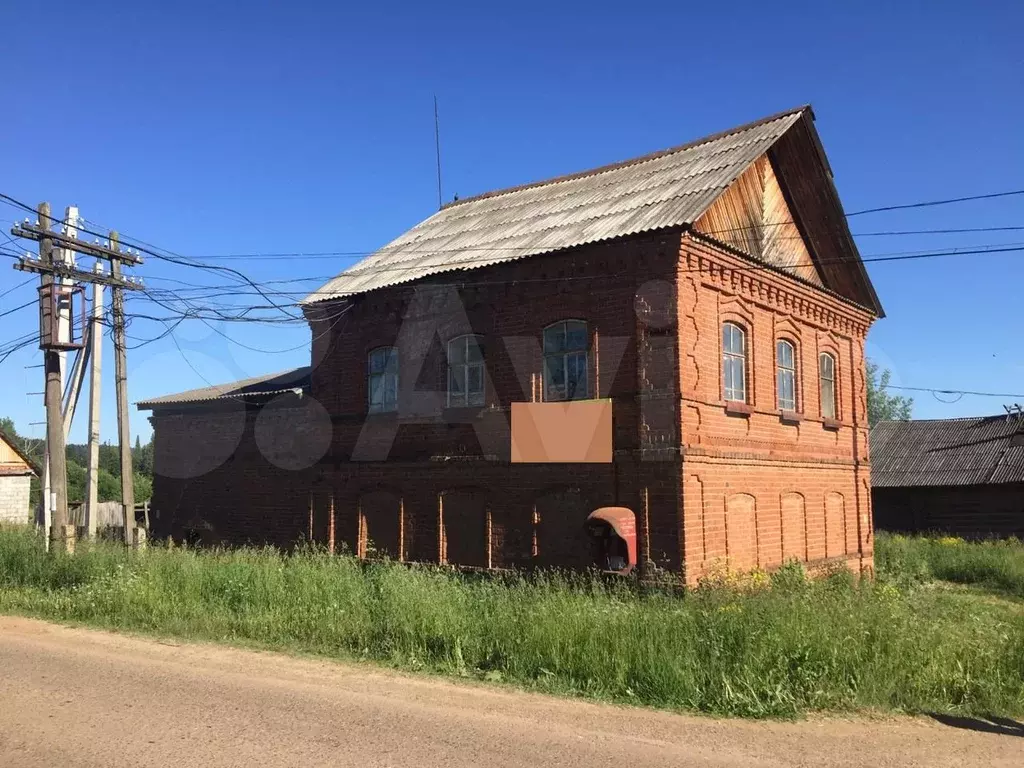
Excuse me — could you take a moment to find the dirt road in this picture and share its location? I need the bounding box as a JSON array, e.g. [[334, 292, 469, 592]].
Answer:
[[0, 617, 1019, 767]]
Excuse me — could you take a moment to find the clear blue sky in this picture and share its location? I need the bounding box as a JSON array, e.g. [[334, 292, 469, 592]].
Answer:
[[2, 0, 1022, 443]]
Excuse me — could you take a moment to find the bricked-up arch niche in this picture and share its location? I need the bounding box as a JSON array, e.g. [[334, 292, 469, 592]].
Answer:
[[440, 488, 489, 568], [825, 492, 846, 558], [780, 492, 807, 562], [721, 322, 747, 402], [533, 487, 591, 568], [726, 493, 756, 570], [358, 490, 403, 560]]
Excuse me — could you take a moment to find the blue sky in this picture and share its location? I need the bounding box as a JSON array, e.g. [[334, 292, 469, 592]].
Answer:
[[1, 0, 1022, 442]]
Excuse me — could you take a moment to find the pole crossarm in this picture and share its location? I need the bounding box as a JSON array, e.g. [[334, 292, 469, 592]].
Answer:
[[14, 257, 144, 290], [11, 223, 144, 265]]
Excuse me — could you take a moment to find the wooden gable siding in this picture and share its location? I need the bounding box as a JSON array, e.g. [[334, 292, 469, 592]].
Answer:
[[765, 114, 883, 316], [0, 437, 31, 472], [694, 155, 823, 287]]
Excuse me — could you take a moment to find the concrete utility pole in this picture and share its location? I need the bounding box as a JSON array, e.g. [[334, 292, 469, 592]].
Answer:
[[85, 263, 104, 538], [12, 211, 145, 552], [38, 203, 70, 549], [110, 232, 135, 541]]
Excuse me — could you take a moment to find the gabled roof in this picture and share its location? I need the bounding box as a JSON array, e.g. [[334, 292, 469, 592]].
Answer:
[[305, 105, 882, 315], [871, 416, 1024, 488], [137, 367, 311, 410], [0, 427, 40, 476]]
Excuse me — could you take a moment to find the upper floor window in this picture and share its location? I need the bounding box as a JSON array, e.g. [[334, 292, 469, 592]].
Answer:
[[819, 352, 837, 420], [368, 346, 398, 413], [543, 320, 589, 401], [776, 339, 797, 411], [448, 335, 485, 407], [722, 322, 747, 402]]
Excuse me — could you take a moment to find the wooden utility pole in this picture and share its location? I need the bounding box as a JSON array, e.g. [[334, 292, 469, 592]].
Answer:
[[85, 263, 104, 538], [110, 232, 135, 541], [38, 203, 70, 548]]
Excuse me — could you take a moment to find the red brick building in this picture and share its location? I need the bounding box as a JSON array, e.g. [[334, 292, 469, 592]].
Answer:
[[141, 106, 883, 583]]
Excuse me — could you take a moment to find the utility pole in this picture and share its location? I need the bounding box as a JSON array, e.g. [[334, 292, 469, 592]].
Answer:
[[12, 210, 144, 552], [38, 203, 70, 550], [85, 262, 104, 538], [110, 232, 135, 541]]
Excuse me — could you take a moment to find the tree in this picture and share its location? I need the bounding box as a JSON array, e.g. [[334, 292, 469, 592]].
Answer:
[[867, 360, 913, 427]]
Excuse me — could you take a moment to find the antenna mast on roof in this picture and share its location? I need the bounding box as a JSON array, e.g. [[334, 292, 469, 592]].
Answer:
[[434, 95, 443, 210]]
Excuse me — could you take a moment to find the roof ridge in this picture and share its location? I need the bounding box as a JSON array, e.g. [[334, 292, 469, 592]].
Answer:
[[440, 105, 812, 211], [875, 416, 1008, 425]]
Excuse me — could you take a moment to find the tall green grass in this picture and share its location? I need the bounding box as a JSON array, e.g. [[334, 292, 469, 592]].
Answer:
[[0, 525, 1021, 719], [876, 532, 1024, 598]]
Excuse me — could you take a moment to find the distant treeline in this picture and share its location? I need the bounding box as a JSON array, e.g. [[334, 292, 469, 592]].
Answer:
[[2, 417, 153, 505]]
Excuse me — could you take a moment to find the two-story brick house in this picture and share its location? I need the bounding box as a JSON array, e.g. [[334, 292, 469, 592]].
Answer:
[[141, 105, 883, 583]]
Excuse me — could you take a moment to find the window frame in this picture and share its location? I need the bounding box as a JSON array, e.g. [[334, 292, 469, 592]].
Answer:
[[776, 338, 798, 412], [446, 334, 486, 408], [722, 321, 748, 403], [819, 351, 838, 420], [367, 346, 399, 414], [542, 319, 590, 402]]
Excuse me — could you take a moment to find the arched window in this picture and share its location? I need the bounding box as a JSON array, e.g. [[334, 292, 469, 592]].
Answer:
[[447, 335, 485, 407], [367, 346, 398, 413], [722, 322, 747, 402], [776, 339, 797, 411], [819, 352, 837, 419], [543, 320, 589, 401]]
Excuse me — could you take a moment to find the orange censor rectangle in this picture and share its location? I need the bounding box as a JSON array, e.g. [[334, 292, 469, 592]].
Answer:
[[510, 400, 612, 463]]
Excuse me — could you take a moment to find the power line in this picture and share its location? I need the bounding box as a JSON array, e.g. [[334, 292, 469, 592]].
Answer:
[[883, 384, 1024, 399], [847, 189, 1024, 217], [0, 275, 34, 299], [0, 299, 36, 320]]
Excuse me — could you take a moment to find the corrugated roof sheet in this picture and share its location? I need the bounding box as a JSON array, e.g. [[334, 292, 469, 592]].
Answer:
[[871, 416, 1024, 488], [304, 107, 809, 303], [137, 367, 310, 409]]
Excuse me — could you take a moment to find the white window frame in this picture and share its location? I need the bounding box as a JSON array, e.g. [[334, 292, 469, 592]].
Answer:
[[722, 322, 747, 403], [819, 352, 837, 420], [367, 346, 398, 413], [447, 335, 485, 407], [542, 320, 589, 402], [776, 339, 797, 412]]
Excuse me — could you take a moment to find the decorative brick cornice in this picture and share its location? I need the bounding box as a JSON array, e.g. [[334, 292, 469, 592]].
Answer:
[[681, 236, 874, 338]]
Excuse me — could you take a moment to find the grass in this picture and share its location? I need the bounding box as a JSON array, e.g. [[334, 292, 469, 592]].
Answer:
[[0, 525, 1022, 719], [875, 532, 1024, 598]]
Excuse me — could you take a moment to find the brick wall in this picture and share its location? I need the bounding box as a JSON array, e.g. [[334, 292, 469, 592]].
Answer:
[[0, 475, 32, 525], [677, 233, 875, 582], [149, 227, 877, 582]]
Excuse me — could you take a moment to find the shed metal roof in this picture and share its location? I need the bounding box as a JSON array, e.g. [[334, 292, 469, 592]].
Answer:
[[304, 107, 811, 303], [137, 367, 310, 410], [870, 416, 1024, 488]]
